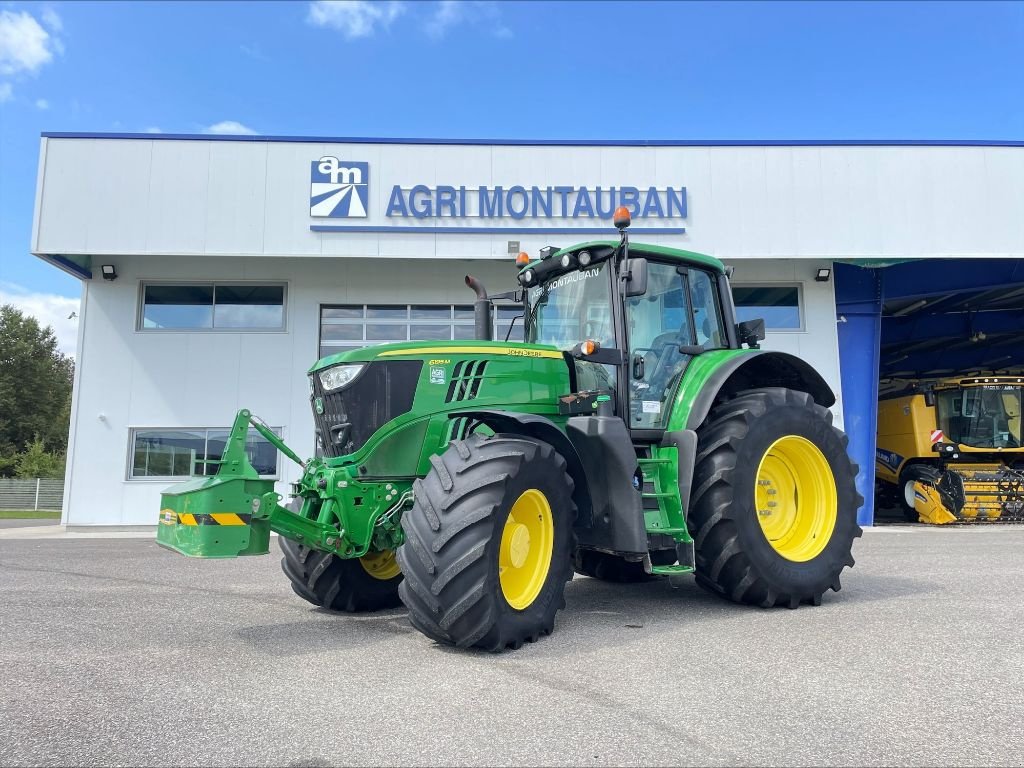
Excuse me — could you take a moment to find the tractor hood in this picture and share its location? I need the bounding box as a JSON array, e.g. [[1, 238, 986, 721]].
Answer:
[[310, 340, 564, 373]]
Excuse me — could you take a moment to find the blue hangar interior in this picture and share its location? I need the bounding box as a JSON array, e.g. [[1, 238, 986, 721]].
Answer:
[[834, 259, 1024, 525]]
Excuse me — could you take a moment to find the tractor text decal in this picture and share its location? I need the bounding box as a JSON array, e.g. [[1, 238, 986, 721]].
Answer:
[[547, 268, 600, 291]]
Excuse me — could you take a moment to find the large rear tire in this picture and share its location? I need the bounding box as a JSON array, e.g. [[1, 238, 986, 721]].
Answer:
[[279, 537, 403, 612], [689, 387, 862, 608], [397, 433, 576, 651]]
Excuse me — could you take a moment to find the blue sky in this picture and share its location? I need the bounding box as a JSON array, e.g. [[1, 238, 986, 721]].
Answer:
[[0, 0, 1021, 352]]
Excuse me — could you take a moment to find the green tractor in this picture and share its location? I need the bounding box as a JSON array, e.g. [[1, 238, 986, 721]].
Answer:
[[157, 207, 862, 651]]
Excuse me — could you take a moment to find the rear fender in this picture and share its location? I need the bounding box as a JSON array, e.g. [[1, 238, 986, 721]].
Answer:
[[669, 350, 836, 432]]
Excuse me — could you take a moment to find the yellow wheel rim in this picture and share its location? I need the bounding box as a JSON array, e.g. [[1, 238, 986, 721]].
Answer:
[[359, 549, 401, 580], [499, 489, 554, 610], [755, 435, 838, 562]]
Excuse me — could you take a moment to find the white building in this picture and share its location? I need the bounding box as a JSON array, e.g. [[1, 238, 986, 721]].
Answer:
[[31, 134, 1024, 526]]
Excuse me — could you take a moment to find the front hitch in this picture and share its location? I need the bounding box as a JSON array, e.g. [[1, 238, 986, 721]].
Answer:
[[157, 409, 334, 558]]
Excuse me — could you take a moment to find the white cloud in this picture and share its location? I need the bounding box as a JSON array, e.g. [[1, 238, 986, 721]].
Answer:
[[204, 120, 258, 135], [0, 10, 60, 76], [0, 81, 11, 102], [425, 1, 509, 40], [307, 1, 406, 39], [0, 282, 80, 357], [35, 97, 48, 109], [41, 7, 62, 33], [144, 126, 163, 133]]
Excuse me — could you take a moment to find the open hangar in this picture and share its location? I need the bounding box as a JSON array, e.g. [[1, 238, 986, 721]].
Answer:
[[836, 257, 1024, 522]]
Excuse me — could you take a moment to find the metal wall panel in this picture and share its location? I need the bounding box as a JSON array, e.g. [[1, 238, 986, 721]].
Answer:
[[35, 138, 1024, 262]]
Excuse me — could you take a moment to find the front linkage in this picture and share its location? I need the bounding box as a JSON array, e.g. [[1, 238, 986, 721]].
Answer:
[[157, 408, 409, 560]]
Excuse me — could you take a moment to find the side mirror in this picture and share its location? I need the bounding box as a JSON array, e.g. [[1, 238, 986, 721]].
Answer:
[[736, 318, 765, 349], [624, 257, 648, 297]]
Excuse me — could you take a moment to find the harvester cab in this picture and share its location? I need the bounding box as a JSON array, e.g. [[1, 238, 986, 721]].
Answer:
[[158, 207, 862, 651], [877, 376, 1024, 524]]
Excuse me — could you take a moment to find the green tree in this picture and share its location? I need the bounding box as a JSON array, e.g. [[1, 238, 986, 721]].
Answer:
[[14, 437, 66, 479], [0, 305, 75, 474]]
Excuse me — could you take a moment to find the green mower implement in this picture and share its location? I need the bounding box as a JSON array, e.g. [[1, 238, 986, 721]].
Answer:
[[157, 206, 862, 651]]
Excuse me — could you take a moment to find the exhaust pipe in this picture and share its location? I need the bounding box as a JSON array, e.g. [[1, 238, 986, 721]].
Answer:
[[465, 275, 493, 341]]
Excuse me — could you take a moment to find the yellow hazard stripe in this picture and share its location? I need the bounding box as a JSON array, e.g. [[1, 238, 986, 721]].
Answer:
[[168, 511, 251, 526], [210, 513, 247, 526], [378, 346, 563, 360]]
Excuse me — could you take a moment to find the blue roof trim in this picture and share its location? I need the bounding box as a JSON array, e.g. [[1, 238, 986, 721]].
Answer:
[[39, 254, 92, 280], [310, 225, 685, 235], [39, 132, 1024, 148]]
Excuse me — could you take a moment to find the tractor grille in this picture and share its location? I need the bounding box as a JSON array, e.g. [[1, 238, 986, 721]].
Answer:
[[445, 360, 488, 403], [311, 360, 422, 458]]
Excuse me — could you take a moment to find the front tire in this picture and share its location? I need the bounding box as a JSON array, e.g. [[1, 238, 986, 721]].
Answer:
[[279, 537, 403, 612], [397, 433, 576, 651], [689, 387, 862, 608]]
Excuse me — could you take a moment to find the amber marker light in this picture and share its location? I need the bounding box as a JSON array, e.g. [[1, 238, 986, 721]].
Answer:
[[515, 251, 531, 266], [613, 205, 631, 229], [581, 339, 599, 355]]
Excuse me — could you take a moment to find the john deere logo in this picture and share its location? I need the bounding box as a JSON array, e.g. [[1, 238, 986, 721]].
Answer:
[[310, 157, 369, 218]]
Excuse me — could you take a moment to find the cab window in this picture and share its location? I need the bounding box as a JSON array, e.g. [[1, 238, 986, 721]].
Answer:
[[626, 263, 725, 429]]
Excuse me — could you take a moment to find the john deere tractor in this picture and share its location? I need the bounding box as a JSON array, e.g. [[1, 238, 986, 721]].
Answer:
[[158, 207, 862, 651]]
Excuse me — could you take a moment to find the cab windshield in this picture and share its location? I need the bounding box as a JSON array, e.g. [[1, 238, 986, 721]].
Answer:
[[525, 261, 614, 350], [935, 386, 1022, 449]]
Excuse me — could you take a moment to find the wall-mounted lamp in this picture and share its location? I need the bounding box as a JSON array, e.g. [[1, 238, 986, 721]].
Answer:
[[100, 264, 117, 281], [815, 268, 831, 282]]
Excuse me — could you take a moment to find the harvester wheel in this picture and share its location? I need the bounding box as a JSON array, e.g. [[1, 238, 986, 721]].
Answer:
[[898, 465, 942, 522], [279, 537, 403, 612], [397, 432, 576, 651], [689, 387, 862, 608]]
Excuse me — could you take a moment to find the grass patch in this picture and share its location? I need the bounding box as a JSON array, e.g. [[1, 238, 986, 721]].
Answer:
[[0, 510, 61, 520]]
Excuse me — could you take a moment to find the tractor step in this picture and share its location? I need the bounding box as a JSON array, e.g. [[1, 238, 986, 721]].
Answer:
[[645, 526, 690, 536], [651, 564, 695, 575]]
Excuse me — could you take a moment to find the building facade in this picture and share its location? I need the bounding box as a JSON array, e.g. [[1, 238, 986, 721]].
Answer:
[[31, 134, 1024, 526]]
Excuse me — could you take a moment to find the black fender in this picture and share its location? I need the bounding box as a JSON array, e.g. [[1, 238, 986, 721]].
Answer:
[[449, 410, 595, 529], [684, 351, 836, 431]]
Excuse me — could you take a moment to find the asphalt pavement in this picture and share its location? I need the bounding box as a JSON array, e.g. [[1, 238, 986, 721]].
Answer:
[[1, 526, 1022, 767], [0, 518, 60, 529]]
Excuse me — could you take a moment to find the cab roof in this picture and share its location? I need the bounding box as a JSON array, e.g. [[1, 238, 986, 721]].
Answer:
[[524, 240, 726, 275]]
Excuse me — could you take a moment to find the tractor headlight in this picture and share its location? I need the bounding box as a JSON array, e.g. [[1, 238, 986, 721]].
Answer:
[[318, 364, 364, 392]]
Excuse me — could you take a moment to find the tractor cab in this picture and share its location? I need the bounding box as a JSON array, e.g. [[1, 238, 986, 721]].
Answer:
[[517, 206, 756, 437]]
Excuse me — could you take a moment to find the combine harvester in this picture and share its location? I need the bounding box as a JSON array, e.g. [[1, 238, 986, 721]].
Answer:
[[877, 377, 1024, 523], [158, 208, 862, 651]]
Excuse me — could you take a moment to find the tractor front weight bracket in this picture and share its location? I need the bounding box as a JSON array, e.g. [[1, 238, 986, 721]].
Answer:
[[158, 408, 407, 559]]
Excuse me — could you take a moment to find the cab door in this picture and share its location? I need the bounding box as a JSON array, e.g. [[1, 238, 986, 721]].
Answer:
[[626, 263, 726, 431]]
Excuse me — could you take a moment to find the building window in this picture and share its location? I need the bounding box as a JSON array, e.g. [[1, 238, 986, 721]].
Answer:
[[731, 285, 803, 330], [140, 283, 285, 330], [319, 304, 524, 358], [129, 427, 280, 479]]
